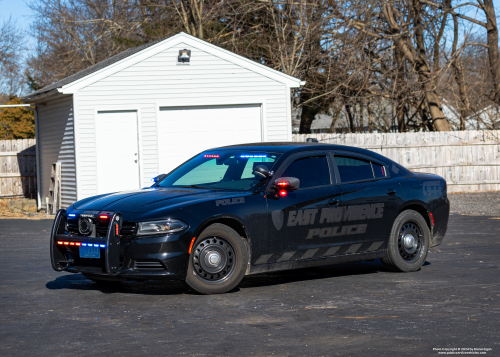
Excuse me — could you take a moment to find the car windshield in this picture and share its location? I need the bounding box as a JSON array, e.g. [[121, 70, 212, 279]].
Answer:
[[156, 151, 282, 191]]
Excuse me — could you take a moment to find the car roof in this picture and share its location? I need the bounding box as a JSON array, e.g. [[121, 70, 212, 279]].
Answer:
[[206, 142, 384, 159]]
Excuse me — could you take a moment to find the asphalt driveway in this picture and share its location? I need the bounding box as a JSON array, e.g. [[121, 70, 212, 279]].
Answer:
[[0, 215, 498, 356]]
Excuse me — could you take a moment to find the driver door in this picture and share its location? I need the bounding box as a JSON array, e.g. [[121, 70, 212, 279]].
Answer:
[[263, 151, 342, 265]]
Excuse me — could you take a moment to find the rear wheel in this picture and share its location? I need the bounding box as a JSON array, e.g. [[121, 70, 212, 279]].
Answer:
[[382, 210, 430, 272], [186, 223, 249, 294]]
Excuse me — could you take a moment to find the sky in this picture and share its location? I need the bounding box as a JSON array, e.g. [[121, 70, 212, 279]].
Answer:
[[2, 1, 32, 30]]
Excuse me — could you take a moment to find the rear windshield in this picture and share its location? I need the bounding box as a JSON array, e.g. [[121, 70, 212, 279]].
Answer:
[[157, 151, 282, 191]]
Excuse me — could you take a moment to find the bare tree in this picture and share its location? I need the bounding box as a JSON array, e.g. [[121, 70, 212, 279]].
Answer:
[[0, 17, 24, 95], [27, 0, 144, 88]]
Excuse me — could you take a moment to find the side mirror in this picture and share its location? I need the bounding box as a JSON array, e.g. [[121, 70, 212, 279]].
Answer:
[[253, 165, 273, 178], [273, 177, 300, 191], [151, 174, 167, 184]]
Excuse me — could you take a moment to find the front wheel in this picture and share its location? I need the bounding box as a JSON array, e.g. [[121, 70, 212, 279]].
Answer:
[[382, 210, 430, 272], [186, 223, 249, 294]]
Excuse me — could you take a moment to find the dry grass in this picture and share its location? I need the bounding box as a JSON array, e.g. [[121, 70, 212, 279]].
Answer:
[[0, 199, 54, 220]]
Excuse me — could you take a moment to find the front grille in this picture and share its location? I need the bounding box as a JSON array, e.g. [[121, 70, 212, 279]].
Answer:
[[120, 223, 137, 236], [95, 222, 136, 237], [67, 220, 78, 234], [68, 220, 136, 238], [134, 260, 165, 271]]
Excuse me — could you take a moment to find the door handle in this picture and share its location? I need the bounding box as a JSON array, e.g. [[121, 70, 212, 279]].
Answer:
[[328, 199, 340, 206], [386, 189, 397, 196]]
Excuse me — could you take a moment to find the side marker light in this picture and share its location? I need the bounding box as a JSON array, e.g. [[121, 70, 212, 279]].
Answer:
[[115, 224, 119, 235], [68, 214, 76, 217], [279, 190, 287, 197], [99, 215, 108, 219], [429, 212, 435, 226], [188, 237, 196, 254]]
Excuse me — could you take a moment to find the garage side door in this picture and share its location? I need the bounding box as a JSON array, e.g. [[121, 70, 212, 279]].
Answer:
[[96, 111, 140, 194], [158, 105, 262, 173]]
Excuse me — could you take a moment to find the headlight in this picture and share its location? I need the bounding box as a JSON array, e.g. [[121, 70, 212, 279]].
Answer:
[[136, 219, 188, 236]]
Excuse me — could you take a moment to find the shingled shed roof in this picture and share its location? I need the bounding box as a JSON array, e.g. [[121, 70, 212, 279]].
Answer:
[[25, 36, 171, 99], [24, 32, 303, 101]]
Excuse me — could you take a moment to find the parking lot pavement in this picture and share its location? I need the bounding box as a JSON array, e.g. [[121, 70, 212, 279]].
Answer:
[[0, 216, 499, 357]]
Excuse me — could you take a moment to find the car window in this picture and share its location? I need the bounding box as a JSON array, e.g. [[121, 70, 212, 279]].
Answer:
[[173, 159, 229, 186], [158, 151, 281, 191], [372, 162, 387, 178], [241, 158, 276, 179], [280, 155, 331, 189], [335, 156, 374, 182]]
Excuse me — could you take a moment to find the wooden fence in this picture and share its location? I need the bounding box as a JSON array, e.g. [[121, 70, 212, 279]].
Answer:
[[293, 130, 500, 193], [0, 139, 37, 198]]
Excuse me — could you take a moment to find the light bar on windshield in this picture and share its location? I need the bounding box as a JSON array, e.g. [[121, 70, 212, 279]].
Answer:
[[240, 155, 267, 158], [203, 155, 219, 158]]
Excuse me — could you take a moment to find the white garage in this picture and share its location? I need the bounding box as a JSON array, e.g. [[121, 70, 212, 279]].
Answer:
[[22, 32, 303, 209]]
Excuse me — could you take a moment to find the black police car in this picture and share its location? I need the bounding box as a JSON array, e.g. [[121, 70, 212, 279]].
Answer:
[[50, 142, 449, 294]]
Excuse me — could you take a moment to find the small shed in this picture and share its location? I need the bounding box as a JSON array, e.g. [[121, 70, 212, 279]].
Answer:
[[22, 32, 303, 209]]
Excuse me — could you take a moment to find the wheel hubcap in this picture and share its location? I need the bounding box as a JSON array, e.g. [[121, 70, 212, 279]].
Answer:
[[205, 251, 222, 267], [192, 236, 237, 284], [398, 221, 424, 263], [403, 234, 417, 253]]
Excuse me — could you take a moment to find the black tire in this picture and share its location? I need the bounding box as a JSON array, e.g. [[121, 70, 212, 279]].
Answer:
[[382, 209, 430, 272], [186, 223, 249, 294], [82, 273, 124, 285]]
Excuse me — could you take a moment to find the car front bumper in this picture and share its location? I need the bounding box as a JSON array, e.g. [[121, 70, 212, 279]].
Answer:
[[50, 210, 190, 280]]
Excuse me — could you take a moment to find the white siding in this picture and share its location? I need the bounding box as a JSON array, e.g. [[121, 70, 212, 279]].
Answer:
[[37, 96, 76, 208], [76, 42, 289, 199]]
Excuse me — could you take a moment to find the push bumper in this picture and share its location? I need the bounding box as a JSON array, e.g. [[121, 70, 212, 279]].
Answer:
[[50, 209, 190, 280]]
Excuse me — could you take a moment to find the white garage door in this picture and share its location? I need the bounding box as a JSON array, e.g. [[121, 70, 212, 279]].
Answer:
[[158, 104, 262, 173], [96, 111, 140, 194]]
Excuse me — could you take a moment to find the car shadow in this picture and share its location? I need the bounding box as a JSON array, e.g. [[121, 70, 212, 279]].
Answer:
[[46, 274, 191, 295], [46, 259, 431, 295], [240, 259, 391, 289]]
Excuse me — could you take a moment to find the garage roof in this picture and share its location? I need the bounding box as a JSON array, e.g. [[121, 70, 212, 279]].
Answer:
[[23, 32, 304, 102], [25, 36, 172, 99]]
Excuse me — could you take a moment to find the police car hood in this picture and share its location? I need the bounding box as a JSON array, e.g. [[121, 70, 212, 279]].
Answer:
[[72, 188, 248, 213]]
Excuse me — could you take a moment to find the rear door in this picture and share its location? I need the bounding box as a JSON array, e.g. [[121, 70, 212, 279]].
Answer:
[[263, 151, 342, 265], [332, 151, 402, 253]]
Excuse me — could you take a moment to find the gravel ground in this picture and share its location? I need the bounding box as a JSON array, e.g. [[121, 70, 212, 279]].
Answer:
[[449, 191, 500, 216]]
